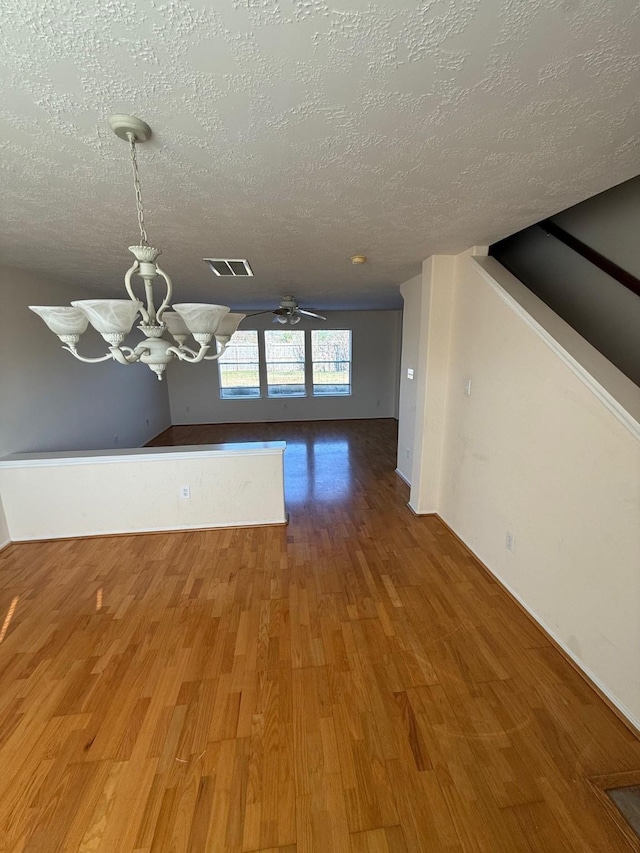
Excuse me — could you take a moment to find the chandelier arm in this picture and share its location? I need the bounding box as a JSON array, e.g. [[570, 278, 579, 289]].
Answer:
[[62, 345, 114, 364], [110, 346, 146, 365], [203, 341, 230, 361], [124, 261, 150, 324], [154, 266, 173, 323], [174, 344, 199, 357], [166, 344, 210, 364]]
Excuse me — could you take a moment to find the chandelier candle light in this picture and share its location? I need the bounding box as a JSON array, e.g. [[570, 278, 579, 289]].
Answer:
[[30, 115, 245, 380]]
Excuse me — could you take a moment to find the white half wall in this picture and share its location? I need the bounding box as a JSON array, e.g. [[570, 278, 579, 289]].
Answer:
[[403, 248, 640, 728], [0, 444, 286, 540], [0, 266, 172, 458], [167, 310, 402, 424]]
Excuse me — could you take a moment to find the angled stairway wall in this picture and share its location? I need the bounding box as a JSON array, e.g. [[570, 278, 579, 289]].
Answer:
[[399, 247, 640, 730], [491, 175, 640, 386]]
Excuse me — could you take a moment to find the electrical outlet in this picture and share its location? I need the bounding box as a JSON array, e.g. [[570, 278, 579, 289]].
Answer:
[[180, 485, 191, 499], [407, 368, 414, 380], [405, 448, 410, 460], [505, 531, 515, 552], [113, 435, 119, 447]]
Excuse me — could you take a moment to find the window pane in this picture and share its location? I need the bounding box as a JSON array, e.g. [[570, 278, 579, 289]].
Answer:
[[218, 330, 260, 399], [311, 330, 351, 396], [265, 330, 306, 397]]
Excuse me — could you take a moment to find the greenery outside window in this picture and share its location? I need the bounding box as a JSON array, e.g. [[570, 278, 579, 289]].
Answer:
[[218, 330, 260, 398], [311, 329, 351, 396], [218, 328, 353, 399], [265, 329, 306, 397]]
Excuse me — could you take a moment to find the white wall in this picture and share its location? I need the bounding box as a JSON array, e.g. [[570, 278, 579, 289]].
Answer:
[[396, 274, 422, 482], [403, 249, 640, 728], [408, 255, 457, 513], [167, 310, 402, 424], [0, 266, 172, 541]]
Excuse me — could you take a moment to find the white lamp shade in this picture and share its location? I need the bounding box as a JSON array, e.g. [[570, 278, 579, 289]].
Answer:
[[29, 306, 89, 336], [215, 312, 246, 338], [290, 314, 301, 324], [162, 311, 190, 338], [71, 299, 142, 335], [172, 303, 230, 335]]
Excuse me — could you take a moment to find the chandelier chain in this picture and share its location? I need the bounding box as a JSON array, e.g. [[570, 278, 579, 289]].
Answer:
[[128, 133, 148, 246], [28, 116, 243, 381]]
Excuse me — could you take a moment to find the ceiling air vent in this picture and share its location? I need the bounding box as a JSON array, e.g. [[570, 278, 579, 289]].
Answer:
[[203, 258, 254, 277]]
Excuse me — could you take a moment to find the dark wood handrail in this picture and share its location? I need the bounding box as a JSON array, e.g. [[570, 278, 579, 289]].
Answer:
[[539, 219, 640, 299]]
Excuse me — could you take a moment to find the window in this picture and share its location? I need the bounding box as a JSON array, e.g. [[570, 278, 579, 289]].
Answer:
[[218, 330, 260, 398], [311, 329, 351, 396], [218, 328, 353, 399], [265, 329, 306, 397]]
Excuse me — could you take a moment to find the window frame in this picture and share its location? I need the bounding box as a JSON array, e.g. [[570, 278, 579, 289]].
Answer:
[[310, 329, 352, 397], [264, 328, 307, 398], [217, 329, 262, 400], [217, 327, 353, 400]]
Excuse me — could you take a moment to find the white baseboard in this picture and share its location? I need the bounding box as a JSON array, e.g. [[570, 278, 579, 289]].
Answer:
[[0, 538, 11, 553], [443, 517, 640, 736], [8, 516, 288, 543], [394, 467, 411, 487], [498, 564, 640, 734], [408, 500, 437, 516]]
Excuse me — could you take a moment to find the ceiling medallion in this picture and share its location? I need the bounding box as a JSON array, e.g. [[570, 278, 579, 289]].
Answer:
[[30, 115, 244, 380]]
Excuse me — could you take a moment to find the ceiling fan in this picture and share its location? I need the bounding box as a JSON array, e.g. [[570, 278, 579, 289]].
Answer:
[[251, 295, 327, 325]]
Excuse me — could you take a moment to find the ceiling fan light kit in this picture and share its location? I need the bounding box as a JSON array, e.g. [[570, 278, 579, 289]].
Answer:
[[350, 254, 367, 265], [252, 296, 327, 325], [30, 115, 245, 380]]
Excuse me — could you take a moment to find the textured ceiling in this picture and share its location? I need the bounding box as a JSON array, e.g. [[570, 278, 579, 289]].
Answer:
[[1, 0, 639, 310]]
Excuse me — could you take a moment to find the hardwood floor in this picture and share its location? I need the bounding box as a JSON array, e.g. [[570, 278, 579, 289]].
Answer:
[[1, 418, 639, 852]]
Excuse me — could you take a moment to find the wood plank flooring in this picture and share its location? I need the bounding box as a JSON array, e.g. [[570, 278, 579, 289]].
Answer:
[[1, 418, 639, 852]]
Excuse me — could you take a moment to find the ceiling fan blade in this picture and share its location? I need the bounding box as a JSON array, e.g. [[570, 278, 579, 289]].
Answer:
[[297, 309, 327, 320], [247, 309, 276, 317]]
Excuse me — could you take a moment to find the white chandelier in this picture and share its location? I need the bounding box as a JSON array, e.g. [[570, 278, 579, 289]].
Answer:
[[30, 114, 244, 380]]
